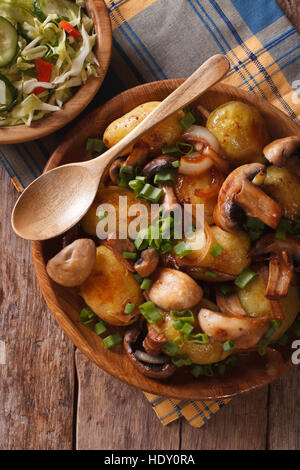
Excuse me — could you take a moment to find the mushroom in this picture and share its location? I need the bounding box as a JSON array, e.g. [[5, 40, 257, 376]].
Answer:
[[263, 136, 300, 166], [134, 247, 159, 277], [142, 155, 177, 178], [109, 158, 124, 184], [160, 184, 180, 214], [148, 267, 203, 311], [46, 238, 96, 287], [125, 141, 150, 167], [251, 234, 300, 300], [195, 104, 210, 122], [198, 305, 269, 349], [143, 326, 167, 356], [213, 163, 282, 232], [123, 324, 176, 379], [216, 290, 248, 317]]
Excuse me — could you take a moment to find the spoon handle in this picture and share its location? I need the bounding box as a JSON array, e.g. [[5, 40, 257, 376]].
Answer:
[[87, 54, 230, 174]]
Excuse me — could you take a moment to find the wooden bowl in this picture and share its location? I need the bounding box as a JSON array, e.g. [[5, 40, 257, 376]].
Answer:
[[32, 80, 300, 400], [0, 0, 112, 144]]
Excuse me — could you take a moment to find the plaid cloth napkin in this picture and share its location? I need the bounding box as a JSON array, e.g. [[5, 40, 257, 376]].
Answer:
[[1, 0, 300, 426]]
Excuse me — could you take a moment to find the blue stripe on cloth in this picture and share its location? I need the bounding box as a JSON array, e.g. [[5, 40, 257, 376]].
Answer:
[[112, 37, 145, 84], [263, 28, 296, 52], [231, 0, 283, 35], [209, 0, 298, 121], [109, 1, 166, 81], [15, 145, 39, 179], [190, 0, 265, 95], [20, 144, 43, 173], [0, 149, 23, 188]]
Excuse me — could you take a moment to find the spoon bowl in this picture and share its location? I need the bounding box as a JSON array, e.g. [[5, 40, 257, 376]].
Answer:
[[12, 54, 230, 240]]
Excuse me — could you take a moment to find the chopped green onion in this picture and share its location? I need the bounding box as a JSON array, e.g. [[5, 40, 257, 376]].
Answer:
[[271, 319, 282, 328], [190, 365, 204, 377], [154, 168, 176, 184], [219, 284, 233, 296], [124, 303, 135, 314], [139, 301, 163, 323], [205, 271, 217, 279], [222, 340, 236, 352], [134, 228, 149, 251], [122, 251, 137, 260], [179, 111, 196, 130], [138, 183, 163, 203], [103, 333, 122, 349], [86, 137, 104, 153], [275, 219, 291, 240], [140, 278, 152, 290], [209, 242, 223, 258], [171, 355, 193, 367], [226, 355, 238, 367], [118, 165, 135, 188], [128, 179, 145, 194], [258, 337, 269, 356], [170, 309, 194, 323], [162, 145, 178, 155], [94, 320, 107, 336], [181, 322, 194, 336], [97, 210, 108, 220], [174, 241, 191, 258], [160, 242, 173, 254], [163, 340, 179, 356], [187, 333, 209, 344], [173, 319, 184, 330], [79, 306, 95, 325], [234, 268, 257, 288], [243, 217, 265, 241], [134, 273, 143, 284], [203, 364, 214, 376], [217, 362, 227, 376], [176, 141, 194, 155], [171, 160, 180, 168]]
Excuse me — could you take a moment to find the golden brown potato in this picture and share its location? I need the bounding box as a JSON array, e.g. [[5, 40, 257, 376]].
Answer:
[[238, 273, 300, 342], [153, 308, 231, 364], [103, 102, 184, 156], [183, 225, 251, 280], [174, 168, 223, 224], [207, 101, 269, 165], [80, 245, 144, 326], [81, 185, 150, 237], [263, 166, 300, 221]]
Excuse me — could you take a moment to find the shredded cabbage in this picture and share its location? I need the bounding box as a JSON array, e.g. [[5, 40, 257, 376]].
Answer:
[[0, 0, 99, 126]]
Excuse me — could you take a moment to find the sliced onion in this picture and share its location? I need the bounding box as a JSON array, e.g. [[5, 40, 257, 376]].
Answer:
[[134, 350, 168, 364], [182, 125, 220, 153], [179, 151, 213, 176], [193, 167, 224, 200], [176, 221, 213, 267], [202, 146, 230, 174]]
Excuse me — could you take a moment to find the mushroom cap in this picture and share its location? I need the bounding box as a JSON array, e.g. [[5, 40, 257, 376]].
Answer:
[[123, 325, 176, 379], [148, 267, 203, 311], [142, 155, 177, 178], [214, 163, 282, 232], [134, 247, 159, 278], [263, 136, 300, 166]]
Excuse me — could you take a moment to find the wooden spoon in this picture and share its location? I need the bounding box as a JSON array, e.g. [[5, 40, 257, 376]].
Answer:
[[11, 54, 230, 240]]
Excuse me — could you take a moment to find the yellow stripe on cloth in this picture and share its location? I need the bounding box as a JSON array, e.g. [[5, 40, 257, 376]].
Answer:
[[144, 393, 231, 427], [105, 0, 158, 30]]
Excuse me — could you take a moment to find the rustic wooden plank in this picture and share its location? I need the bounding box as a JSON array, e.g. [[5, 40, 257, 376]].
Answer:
[[180, 388, 268, 450], [277, 0, 300, 31], [0, 166, 75, 450], [75, 350, 180, 450], [268, 367, 300, 450]]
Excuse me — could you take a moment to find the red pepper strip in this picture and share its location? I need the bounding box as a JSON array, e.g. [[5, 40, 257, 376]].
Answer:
[[59, 20, 82, 39], [33, 58, 53, 95]]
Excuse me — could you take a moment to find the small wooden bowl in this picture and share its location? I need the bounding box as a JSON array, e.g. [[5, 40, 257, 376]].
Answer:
[[32, 80, 300, 400], [0, 0, 112, 144]]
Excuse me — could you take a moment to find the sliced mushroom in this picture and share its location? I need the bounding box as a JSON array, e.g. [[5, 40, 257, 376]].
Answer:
[[124, 325, 176, 379], [160, 184, 180, 213], [198, 308, 269, 349], [134, 247, 159, 277], [251, 234, 300, 300], [143, 326, 167, 356], [109, 158, 124, 184], [148, 267, 203, 310], [142, 155, 177, 178], [125, 141, 150, 167], [216, 291, 247, 317], [46, 238, 96, 287], [213, 163, 282, 232], [263, 136, 300, 166]]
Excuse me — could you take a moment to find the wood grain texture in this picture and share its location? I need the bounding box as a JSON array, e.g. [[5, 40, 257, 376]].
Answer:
[[0, 165, 75, 450], [0, 0, 112, 144], [32, 80, 300, 401], [181, 389, 268, 450], [277, 0, 300, 31], [75, 351, 180, 450]]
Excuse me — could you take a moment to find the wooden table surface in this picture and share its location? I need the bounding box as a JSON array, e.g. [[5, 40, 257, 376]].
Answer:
[[1, 162, 300, 450], [1, 0, 300, 450]]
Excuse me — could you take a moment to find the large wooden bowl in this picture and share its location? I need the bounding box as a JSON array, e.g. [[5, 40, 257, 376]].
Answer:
[[32, 80, 300, 400], [0, 0, 112, 144]]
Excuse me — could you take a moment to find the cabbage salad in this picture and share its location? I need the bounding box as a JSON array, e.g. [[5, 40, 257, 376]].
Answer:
[[0, 0, 98, 126]]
